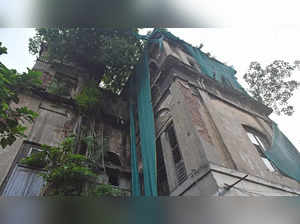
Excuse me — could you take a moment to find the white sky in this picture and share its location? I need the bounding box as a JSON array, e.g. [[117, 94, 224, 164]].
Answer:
[[0, 28, 299, 150]]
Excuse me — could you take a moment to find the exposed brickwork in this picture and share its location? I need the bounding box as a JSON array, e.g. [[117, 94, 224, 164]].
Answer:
[[40, 72, 54, 89], [177, 80, 213, 145]]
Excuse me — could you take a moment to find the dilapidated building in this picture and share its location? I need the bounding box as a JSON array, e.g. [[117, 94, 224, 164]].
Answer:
[[0, 58, 132, 196], [1, 30, 299, 196]]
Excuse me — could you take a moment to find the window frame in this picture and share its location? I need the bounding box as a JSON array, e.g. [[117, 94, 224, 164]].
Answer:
[[166, 123, 188, 185], [27, 147, 43, 157], [156, 137, 170, 196], [244, 126, 277, 173]]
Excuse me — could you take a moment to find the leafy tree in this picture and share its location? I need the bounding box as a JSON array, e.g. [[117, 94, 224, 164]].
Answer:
[[21, 136, 124, 197], [244, 60, 300, 115], [0, 42, 41, 148], [38, 136, 97, 196], [29, 28, 144, 93], [74, 83, 102, 114]]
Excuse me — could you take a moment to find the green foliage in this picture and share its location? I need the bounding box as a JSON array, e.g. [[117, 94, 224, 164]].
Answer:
[[75, 84, 102, 113], [21, 151, 48, 169], [83, 134, 109, 168], [35, 137, 97, 196], [0, 42, 41, 148], [29, 28, 144, 93], [88, 184, 124, 197], [0, 42, 7, 55], [47, 77, 70, 96], [244, 60, 300, 116], [23, 136, 121, 196]]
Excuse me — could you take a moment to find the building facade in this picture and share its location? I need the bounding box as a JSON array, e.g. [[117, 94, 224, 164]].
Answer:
[[0, 59, 132, 196], [0, 31, 299, 196], [146, 33, 300, 196]]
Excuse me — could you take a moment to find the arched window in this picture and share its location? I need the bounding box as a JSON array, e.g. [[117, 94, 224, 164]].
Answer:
[[106, 151, 122, 166], [105, 152, 121, 186], [166, 123, 187, 185], [106, 167, 120, 186], [156, 137, 169, 195], [156, 108, 171, 131], [157, 108, 170, 119], [243, 126, 277, 172]]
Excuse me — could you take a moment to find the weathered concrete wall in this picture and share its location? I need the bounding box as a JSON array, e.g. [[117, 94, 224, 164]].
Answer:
[[33, 60, 87, 99], [102, 122, 130, 168], [211, 165, 300, 196], [214, 172, 297, 196], [0, 95, 79, 188], [161, 41, 200, 72], [0, 94, 40, 186], [176, 79, 231, 168], [149, 41, 300, 195], [169, 80, 209, 177], [1, 59, 132, 191], [29, 101, 77, 146], [170, 164, 300, 196], [181, 172, 218, 196], [205, 92, 300, 190]]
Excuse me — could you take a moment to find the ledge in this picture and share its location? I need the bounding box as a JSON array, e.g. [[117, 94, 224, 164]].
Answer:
[[209, 163, 300, 195], [160, 55, 273, 117]]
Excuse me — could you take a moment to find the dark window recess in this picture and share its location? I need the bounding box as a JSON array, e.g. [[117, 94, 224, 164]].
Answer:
[[175, 161, 187, 185], [156, 138, 169, 196], [172, 149, 182, 164], [151, 85, 161, 104], [167, 124, 187, 185], [78, 141, 87, 155], [105, 152, 122, 167], [107, 168, 120, 186], [108, 174, 119, 186], [149, 62, 159, 84]]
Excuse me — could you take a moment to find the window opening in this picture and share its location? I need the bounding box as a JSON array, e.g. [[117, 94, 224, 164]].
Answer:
[[79, 141, 87, 155], [156, 137, 169, 195], [1, 142, 45, 196], [27, 147, 43, 157], [244, 127, 276, 172], [107, 168, 120, 186], [149, 62, 159, 84], [106, 152, 122, 167], [108, 174, 119, 186], [166, 124, 187, 185]]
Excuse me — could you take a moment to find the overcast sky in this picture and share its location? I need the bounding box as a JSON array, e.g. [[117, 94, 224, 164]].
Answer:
[[1, 28, 299, 150]]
